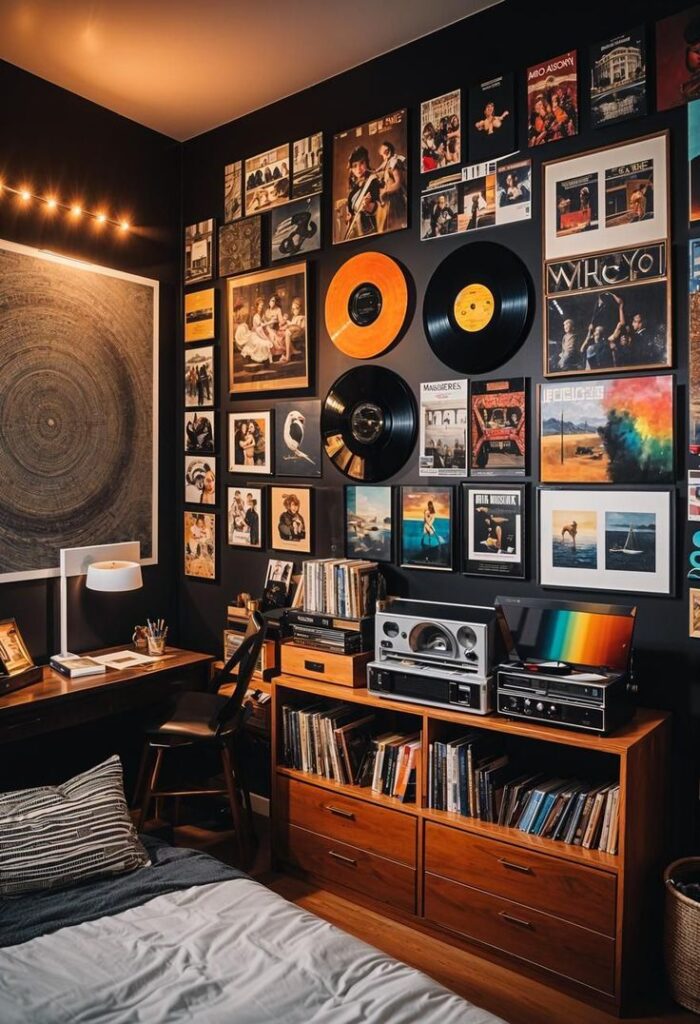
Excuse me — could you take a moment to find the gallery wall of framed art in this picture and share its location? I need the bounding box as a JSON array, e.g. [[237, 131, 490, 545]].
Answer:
[[178, 0, 700, 840]]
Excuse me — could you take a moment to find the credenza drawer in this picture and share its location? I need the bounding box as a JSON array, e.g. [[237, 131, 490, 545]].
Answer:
[[279, 775, 417, 866], [424, 872, 615, 995], [283, 823, 416, 913], [424, 821, 616, 937]]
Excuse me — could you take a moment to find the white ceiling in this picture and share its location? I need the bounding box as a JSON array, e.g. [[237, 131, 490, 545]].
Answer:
[[0, 0, 500, 140]]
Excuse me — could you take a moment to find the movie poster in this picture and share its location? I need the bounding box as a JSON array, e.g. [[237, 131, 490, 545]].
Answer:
[[469, 378, 526, 476], [400, 486, 453, 571], [332, 109, 408, 245], [420, 90, 461, 173], [458, 161, 496, 232], [544, 242, 670, 377], [527, 50, 578, 146], [539, 376, 674, 485], [689, 238, 700, 455], [690, 100, 700, 223], [420, 180, 460, 240], [496, 158, 532, 225], [462, 484, 525, 579], [468, 74, 515, 163], [419, 380, 468, 477], [656, 5, 700, 111], [590, 29, 647, 128]]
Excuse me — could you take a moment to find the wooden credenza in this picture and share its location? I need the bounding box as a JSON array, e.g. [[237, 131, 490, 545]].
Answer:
[[270, 672, 670, 1015]]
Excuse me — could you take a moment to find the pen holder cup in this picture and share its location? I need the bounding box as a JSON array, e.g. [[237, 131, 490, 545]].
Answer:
[[146, 636, 166, 657]]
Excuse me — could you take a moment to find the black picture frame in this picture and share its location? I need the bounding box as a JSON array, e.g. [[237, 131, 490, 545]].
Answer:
[[461, 482, 527, 579], [344, 485, 394, 563]]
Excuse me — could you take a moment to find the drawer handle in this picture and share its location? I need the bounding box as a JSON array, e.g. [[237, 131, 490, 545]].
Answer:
[[325, 804, 355, 820], [498, 858, 533, 875], [328, 850, 357, 867], [499, 911, 533, 930]]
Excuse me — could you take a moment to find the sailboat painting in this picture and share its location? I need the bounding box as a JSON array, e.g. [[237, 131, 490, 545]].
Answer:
[[605, 511, 656, 573]]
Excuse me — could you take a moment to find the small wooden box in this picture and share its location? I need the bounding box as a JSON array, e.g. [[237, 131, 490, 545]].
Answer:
[[280, 642, 371, 688]]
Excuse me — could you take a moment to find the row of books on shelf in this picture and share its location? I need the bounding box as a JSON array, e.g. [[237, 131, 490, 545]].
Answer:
[[301, 558, 378, 619], [428, 735, 620, 855], [281, 701, 419, 803]]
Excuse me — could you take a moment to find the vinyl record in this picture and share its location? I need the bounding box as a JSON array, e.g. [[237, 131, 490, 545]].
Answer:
[[322, 366, 417, 481], [423, 241, 533, 374], [325, 251, 408, 358]]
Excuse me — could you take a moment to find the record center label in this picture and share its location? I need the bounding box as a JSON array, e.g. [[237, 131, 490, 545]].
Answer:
[[453, 283, 495, 333], [350, 401, 385, 444], [348, 283, 383, 327]]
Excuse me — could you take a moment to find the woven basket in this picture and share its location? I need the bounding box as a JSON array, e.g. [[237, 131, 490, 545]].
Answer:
[[664, 857, 700, 1015]]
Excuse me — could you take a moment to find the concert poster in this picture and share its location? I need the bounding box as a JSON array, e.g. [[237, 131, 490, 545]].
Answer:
[[527, 50, 578, 147]]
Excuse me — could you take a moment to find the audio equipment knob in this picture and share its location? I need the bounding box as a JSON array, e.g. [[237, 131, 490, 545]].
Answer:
[[507, 695, 518, 709], [550, 704, 557, 714], [464, 650, 478, 661], [536, 702, 544, 712], [524, 698, 531, 707], [383, 621, 399, 637]]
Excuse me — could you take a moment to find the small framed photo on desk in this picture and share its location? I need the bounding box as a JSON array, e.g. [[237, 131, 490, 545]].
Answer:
[[0, 619, 34, 675]]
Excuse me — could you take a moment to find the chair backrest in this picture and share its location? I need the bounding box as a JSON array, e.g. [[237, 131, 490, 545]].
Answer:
[[210, 611, 267, 733]]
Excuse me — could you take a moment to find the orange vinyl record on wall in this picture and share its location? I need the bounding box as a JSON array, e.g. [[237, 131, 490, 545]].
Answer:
[[324, 251, 409, 358]]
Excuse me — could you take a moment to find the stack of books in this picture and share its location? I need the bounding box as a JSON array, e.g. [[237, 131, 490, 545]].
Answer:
[[301, 559, 378, 619], [428, 734, 620, 854], [282, 700, 419, 803]]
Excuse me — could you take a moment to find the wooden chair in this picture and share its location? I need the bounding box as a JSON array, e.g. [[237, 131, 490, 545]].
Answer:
[[134, 612, 267, 864]]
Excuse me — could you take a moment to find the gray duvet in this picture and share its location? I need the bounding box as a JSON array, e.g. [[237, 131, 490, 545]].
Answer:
[[0, 877, 505, 1023]]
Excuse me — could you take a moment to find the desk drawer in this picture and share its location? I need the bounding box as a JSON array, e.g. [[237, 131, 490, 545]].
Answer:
[[425, 822, 616, 936], [279, 775, 416, 866], [424, 872, 615, 994], [283, 823, 416, 913]]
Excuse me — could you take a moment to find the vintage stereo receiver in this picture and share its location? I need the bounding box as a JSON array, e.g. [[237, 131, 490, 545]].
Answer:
[[495, 596, 636, 734], [366, 598, 500, 715]]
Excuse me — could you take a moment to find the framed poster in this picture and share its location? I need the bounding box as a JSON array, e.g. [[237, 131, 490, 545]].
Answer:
[[244, 144, 291, 213], [269, 485, 312, 554], [292, 132, 323, 198], [184, 456, 216, 506], [223, 160, 243, 223], [539, 376, 674, 485], [461, 484, 526, 579], [691, 100, 700, 224], [0, 238, 158, 582], [690, 589, 700, 638], [345, 485, 393, 562], [539, 487, 673, 595], [590, 28, 647, 128], [227, 486, 263, 549], [399, 486, 453, 572], [527, 50, 578, 147], [419, 379, 468, 477], [689, 470, 700, 520], [185, 411, 215, 454], [468, 75, 514, 162], [270, 196, 321, 262], [420, 182, 460, 240], [690, 239, 700, 456], [227, 262, 309, 395], [543, 132, 669, 262], [218, 217, 262, 277], [274, 399, 321, 478], [184, 288, 215, 343], [228, 411, 272, 474], [184, 511, 216, 581], [184, 345, 214, 408], [656, 6, 700, 111], [469, 378, 526, 476], [184, 219, 214, 283], [420, 90, 461, 173], [544, 241, 671, 378], [332, 109, 407, 245]]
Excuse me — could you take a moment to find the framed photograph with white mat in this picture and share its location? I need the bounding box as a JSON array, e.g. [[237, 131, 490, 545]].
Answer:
[[539, 487, 673, 595]]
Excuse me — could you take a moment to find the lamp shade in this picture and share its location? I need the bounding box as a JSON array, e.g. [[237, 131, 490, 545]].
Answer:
[[85, 560, 143, 593]]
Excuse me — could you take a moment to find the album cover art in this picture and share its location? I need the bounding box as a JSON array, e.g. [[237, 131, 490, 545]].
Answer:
[[605, 160, 654, 227], [244, 144, 291, 214], [345, 485, 392, 562], [420, 183, 459, 240], [420, 90, 461, 173], [555, 173, 599, 236], [496, 159, 532, 225], [292, 132, 323, 198], [270, 195, 321, 261], [224, 161, 242, 222], [218, 217, 262, 277], [399, 486, 453, 571], [419, 379, 468, 477], [274, 399, 321, 478], [270, 486, 312, 554], [527, 50, 578, 146], [462, 484, 525, 579], [590, 29, 647, 128], [656, 5, 700, 111], [690, 238, 700, 452], [457, 162, 496, 232], [468, 74, 515, 163], [469, 378, 525, 476], [184, 288, 215, 343], [332, 109, 407, 245]]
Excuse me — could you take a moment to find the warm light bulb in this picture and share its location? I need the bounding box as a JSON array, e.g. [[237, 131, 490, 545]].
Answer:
[[46, 197, 57, 210], [20, 189, 31, 202], [119, 220, 130, 231], [96, 212, 106, 224], [71, 204, 82, 217]]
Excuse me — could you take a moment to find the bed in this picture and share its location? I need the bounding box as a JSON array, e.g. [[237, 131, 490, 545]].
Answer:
[[0, 836, 505, 1024]]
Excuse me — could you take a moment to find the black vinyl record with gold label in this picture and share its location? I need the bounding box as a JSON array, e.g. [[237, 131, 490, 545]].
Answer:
[[423, 241, 533, 374], [322, 366, 417, 481]]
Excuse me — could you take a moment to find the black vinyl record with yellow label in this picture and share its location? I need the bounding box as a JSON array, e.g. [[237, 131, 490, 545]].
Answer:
[[423, 241, 533, 374], [321, 366, 417, 481]]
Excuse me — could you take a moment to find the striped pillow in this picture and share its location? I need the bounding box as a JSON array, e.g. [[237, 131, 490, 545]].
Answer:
[[0, 755, 150, 897]]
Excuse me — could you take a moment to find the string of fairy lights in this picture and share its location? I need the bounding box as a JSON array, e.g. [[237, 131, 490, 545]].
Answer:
[[0, 181, 130, 231]]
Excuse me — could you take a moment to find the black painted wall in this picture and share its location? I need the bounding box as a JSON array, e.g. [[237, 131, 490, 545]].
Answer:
[[0, 60, 180, 663], [180, 0, 700, 847]]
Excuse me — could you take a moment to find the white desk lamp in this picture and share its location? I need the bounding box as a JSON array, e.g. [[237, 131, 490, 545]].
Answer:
[[58, 541, 143, 656]]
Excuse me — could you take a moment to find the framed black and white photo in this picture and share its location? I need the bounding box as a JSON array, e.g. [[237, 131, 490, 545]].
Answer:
[[224, 160, 243, 222], [227, 485, 263, 549], [244, 144, 291, 213], [462, 483, 526, 579], [292, 132, 323, 198], [539, 487, 673, 595], [185, 410, 215, 454], [184, 219, 214, 283], [184, 455, 216, 506], [590, 28, 647, 129], [273, 399, 321, 477], [228, 411, 272, 474], [184, 345, 214, 408], [269, 485, 312, 554], [345, 485, 393, 562], [218, 217, 262, 277]]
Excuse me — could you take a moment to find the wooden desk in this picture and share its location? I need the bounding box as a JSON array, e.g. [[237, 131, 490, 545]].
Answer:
[[0, 647, 213, 746]]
